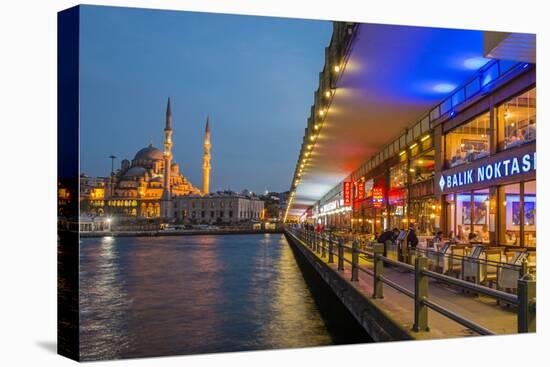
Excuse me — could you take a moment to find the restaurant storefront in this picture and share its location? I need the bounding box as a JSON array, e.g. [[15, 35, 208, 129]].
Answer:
[[435, 82, 536, 249]]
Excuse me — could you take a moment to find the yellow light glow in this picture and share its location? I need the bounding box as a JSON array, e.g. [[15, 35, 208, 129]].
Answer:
[[324, 90, 331, 98], [307, 145, 312, 150], [409, 168, 415, 173], [399, 150, 406, 156], [314, 124, 319, 130], [421, 135, 430, 142], [309, 136, 315, 141], [334, 65, 341, 73], [430, 213, 435, 219], [319, 109, 325, 117], [409, 143, 418, 149], [418, 160, 424, 164]]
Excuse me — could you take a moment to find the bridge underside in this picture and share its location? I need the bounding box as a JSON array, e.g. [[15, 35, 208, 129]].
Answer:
[[289, 24, 532, 217]]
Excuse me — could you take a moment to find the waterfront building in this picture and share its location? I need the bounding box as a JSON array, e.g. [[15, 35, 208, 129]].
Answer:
[[285, 22, 536, 250], [171, 191, 264, 225], [80, 99, 212, 218]]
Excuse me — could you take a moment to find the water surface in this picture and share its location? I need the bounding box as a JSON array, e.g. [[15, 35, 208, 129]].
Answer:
[[79, 234, 371, 360]]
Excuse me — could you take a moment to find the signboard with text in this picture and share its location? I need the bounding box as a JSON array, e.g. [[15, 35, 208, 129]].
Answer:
[[438, 149, 536, 194], [372, 187, 384, 208], [343, 181, 352, 206], [356, 181, 365, 201]]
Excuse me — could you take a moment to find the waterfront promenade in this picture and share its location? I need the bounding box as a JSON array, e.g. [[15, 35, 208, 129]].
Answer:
[[285, 229, 531, 341]]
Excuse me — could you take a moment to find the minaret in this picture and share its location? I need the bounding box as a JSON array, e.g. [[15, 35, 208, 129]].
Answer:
[[161, 98, 173, 218], [203, 116, 211, 195]]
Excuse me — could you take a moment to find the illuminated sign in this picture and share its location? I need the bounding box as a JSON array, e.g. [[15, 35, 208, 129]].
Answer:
[[321, 200, 338, 213], [364, 179, 374, 196], [356, 181, 365, 201], [343, 181, 352, 206], [439, 152, 536, 191], [372, 187, 384, 208]]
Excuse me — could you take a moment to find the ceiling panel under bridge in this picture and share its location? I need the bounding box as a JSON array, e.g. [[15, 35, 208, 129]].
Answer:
[[289, 23, 496, 217]]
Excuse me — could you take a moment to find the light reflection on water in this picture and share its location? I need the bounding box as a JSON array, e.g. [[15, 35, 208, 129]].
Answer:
[[79, 234, 368, 360]]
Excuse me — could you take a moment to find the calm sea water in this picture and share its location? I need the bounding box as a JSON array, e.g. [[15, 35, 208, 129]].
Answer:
[[79, 233, 371, 360]]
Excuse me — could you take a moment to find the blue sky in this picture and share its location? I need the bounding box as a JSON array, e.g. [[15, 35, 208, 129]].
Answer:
[[79, 5, 332, 193]]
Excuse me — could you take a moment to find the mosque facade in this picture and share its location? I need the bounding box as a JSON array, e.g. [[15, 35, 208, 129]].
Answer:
[[80, 98, 210, 218]]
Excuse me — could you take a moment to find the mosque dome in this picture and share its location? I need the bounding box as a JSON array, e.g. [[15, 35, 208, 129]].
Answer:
[[122, 166, 147, 178], [133, 144, 164, 161]]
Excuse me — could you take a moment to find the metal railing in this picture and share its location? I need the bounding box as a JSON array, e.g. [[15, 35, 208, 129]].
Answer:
[[288, 227, 536, 335]]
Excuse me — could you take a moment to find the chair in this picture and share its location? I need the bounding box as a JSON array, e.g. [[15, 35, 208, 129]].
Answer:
[[498, 251, 528, 292], [435, 243, 451, 273], [481, 248, 504, 288], [462, 246, 484, 284]]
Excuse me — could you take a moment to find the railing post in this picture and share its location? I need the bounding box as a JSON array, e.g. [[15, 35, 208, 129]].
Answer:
[[321, 234, 326, 258], [351, 240, 359, 281], [328, 234, 334, 263], [373, 243, 384, 299], [337, 238, 344, 271], [517, 273, 536, 333], [316, 233, 320, 253], [413, 255, 429, 332]]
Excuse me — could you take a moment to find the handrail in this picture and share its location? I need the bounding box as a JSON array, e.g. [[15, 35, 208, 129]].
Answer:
[[422, 269, 517, 304], [286, 227, 536, 335]]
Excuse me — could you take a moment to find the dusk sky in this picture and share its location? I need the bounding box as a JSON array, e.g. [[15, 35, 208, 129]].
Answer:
[[79, 5, 332, 194]]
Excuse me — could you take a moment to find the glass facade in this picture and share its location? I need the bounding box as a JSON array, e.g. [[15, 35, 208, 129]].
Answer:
[[497, 87, 536, 150], [499, 180, 536, 247], [445, 111, 490, 168]]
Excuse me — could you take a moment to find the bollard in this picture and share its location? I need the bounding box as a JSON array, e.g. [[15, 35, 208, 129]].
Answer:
[[351, 240, 359, 281], [321, 235, 326, 258], [373, 243, 384, 299], [328, 235, 334, 263], [413, 255, 429, 332], [517, 273, 536, 333], [337, 239, 344, 271]]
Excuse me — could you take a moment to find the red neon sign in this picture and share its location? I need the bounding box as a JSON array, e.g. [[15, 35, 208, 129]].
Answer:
[[372, 187, 384, 208], [343, 181, 352, 206], [356, 181, 365, 201]]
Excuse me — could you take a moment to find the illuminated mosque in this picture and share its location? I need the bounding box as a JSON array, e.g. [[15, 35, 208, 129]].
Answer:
[[81, 98, 211, 218]]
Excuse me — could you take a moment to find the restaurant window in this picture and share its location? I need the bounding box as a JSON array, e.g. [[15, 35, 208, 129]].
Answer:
[[450, 190, 489, 242], [499, 181, 536, 247], [390, 163, 407, 188], [498, 87, 536, 150], [410, 150, 435, 184], [445, 111, 490, 168], [409, 198, 439, 236]]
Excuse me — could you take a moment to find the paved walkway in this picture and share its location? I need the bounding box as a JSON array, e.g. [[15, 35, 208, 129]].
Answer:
[[291, 233, 518, 340]]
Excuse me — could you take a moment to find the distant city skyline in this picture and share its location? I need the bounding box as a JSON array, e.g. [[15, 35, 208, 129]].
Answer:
[[79, 5, 332, 194]]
